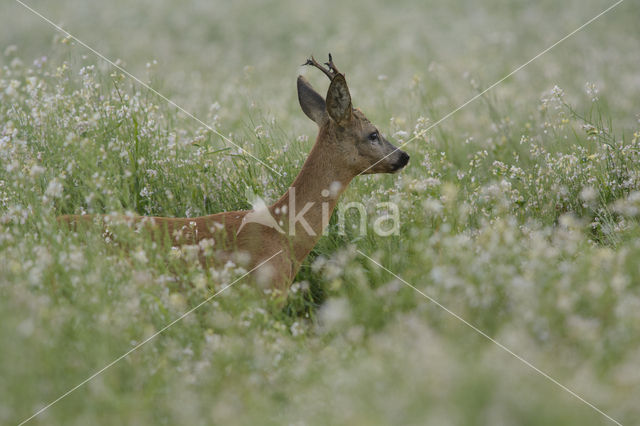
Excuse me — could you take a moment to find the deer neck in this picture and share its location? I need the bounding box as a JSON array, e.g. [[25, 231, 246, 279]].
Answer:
[[271, 138, 354, 261]]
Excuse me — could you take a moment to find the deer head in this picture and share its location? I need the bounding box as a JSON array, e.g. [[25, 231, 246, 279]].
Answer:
[[297, 54, 410, 175]]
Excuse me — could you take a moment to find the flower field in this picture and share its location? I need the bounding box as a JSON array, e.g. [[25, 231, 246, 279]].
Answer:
[[1, 0, 639, 424]]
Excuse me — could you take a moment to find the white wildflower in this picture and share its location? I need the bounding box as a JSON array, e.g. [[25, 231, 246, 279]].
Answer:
[[551, 85, 565, 99], [393, 130, 409, 140], [45, 179, 64, 198], [319, 298, 350, 330], [584, 82, 599, 102], [423, 198, 444, 216], [169, 293, 187, 311], [133, 248, 148, 264], [30, 164, 45, 177], [290, 321, 304, 337], [579, 186, 597, 203]]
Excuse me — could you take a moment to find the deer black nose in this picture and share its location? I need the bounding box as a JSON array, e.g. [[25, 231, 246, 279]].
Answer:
[[399, 151, 410, 167]]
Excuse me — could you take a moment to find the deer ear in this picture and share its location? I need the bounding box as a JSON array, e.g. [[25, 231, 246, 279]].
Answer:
[[297, 76, 327, 126], [326, 74, 352, 125]]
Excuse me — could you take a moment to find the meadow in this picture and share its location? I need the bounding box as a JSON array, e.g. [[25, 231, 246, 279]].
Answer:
[[1, 0, 640, 424]]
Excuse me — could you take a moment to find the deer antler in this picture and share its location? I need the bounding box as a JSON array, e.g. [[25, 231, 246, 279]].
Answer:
[[325, 53, 341, 76], [303, 53, 340, 80]]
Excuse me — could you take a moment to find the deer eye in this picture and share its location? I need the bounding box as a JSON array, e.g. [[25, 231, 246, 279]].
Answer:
[[368, 132, 379, 142]]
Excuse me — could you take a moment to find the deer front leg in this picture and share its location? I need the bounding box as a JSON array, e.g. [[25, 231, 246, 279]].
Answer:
[[247, 250, 293, 304]]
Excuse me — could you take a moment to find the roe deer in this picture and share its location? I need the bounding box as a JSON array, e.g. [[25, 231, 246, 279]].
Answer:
[[59, 54, 410, 300]]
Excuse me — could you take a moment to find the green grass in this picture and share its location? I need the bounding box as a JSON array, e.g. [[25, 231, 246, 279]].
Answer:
[[2, 0, 640, 424]]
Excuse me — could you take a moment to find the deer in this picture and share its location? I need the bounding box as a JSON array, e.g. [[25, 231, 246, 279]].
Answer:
[[59, 54, 410, 301]]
